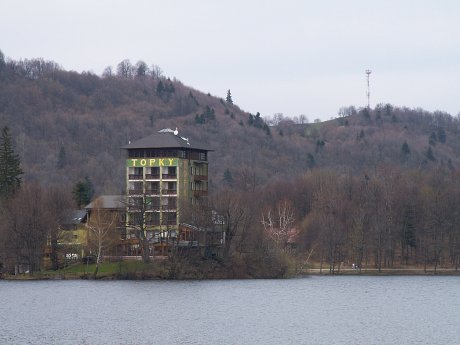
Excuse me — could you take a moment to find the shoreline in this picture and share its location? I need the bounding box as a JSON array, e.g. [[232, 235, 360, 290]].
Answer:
[[3, 267, 460, 280], [307, 268, 460, 276]]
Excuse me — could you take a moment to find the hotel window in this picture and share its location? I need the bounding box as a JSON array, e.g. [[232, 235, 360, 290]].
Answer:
[[168, 167, 176, 176]]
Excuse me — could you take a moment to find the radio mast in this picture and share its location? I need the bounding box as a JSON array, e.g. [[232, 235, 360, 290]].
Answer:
[[365, 69, 372, 109]]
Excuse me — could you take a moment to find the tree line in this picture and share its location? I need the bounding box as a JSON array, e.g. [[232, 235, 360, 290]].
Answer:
[[2, 49, 460, 277], [216, 165, 460, 274], [1, 125, 460, 277]]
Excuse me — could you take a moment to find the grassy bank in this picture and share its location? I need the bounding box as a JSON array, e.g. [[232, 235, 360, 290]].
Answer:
[[4, 261, 156, 280], [305, 262, 460, 276], [4, 256, 290, 280], [6, 259, 458, 280]]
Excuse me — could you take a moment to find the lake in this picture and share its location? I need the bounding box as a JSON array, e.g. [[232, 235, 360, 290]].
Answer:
[[0, 276, 459, 345]]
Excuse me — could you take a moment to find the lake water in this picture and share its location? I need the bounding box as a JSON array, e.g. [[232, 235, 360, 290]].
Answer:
[[0, 276, 459, 345]]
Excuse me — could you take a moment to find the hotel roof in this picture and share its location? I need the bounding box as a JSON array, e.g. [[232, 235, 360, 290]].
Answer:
[[121, 130, 211, 151], [85, 195, 125, 210]]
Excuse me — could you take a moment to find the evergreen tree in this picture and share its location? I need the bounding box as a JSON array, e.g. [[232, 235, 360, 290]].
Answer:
[[426, 146, 435, 161], [401, 205, 417, 265], [307, 153, 315, 169], [194, 106, 216, 125], [437, 128, 446, 143], [254, 112, 263, 128], [166, 82, 175, 93], [315, 139, 325, 153], [247, 114, 254, 126], [56, 145, 67, 169], [429, 132, 437, 146], [264, 123, 271, 136], [361, 108, 371, 120], [0, 126, 23, 197], [0, 49, 5, 72], [226, 89, 233, 105], [72, 176, 95, 208], [385, 104, 392, 116], [156, 80, 165, 95], [223, 168, 234, 186], [401, 141, 410, 157]]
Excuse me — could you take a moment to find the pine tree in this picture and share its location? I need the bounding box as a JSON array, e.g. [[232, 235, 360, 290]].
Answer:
[[437, 128, 446, 143], [156, 80, 165, 95], [401, 205, 416, 265], [307, 153, 315, 169], [226, 89, 233, 105], [426, 146, 435, 161], [56, 145, 67, 169], [401, 141, 410, 158], [0, 49, 5, 72], [0, 126, 23, 197], [223, 168, 234, 186], [429, 132, 437, 146], [72, 176, 95, 208]]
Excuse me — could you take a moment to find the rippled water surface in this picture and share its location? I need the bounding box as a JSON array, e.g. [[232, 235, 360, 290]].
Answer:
[[1, 276, 459, 345]]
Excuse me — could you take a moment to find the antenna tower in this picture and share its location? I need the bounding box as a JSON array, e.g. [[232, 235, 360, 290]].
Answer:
[[365, 69, 372, 109]]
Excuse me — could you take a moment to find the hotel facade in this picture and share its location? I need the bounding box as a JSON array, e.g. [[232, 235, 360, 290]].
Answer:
[[121, 129, 211, 255]]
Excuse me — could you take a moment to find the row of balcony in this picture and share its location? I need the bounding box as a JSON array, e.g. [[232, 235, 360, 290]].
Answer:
[[193, 190, 208, 197], [193, 175, 208, 181], [128, 190, 208, 198], [128, 189, 177, 195], [129, 174, 177, 180], [130, 220, 177, 227], [128, 190, 207, 197], [128, 205, 177, 212], [129, 174, 208, 181], [145, 220, 177, 226], [121, 221, 178, 233]]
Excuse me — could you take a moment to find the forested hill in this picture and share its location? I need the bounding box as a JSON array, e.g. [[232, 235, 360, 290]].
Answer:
[[1, 53, 460, 194]]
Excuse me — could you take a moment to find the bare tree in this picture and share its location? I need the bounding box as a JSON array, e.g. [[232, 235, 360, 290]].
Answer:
[[87, 198, 118, 277], [311, 172, 348, 274], [125, 193, 153, 263], [45, 185, 74, 270], [150, 64, 163, 79], [2, 183, 51, 274], [261, 199, 295, 251], [116, 59, 134, 79], [213, 189, 252, 259], [135, 60, 149, 78], [102, 66, 113, 78], [298, 114, 308, 124]]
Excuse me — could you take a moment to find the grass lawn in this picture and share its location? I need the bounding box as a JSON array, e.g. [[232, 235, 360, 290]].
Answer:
[[33, 260, 162, 279]]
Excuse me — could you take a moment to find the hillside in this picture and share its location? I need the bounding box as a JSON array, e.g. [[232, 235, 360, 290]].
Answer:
[[2, 52, 460, 275], [1, 53, 460, 195]]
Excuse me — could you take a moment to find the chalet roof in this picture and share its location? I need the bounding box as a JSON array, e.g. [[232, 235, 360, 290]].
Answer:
[[121, 130, 211, 151], [63, 210, 87, 225], [85, 195, 125, 210]]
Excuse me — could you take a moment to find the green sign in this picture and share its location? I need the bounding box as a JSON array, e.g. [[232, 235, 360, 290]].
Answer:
[[127, 158, 178, 167]]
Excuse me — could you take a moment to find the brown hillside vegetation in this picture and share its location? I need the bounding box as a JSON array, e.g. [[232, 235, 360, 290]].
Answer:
[[1, 54, 460, 192], [1, 52, 460, 276]]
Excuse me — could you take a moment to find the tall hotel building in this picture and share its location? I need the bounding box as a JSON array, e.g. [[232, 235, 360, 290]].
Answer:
[[121, 129, 210, 254]]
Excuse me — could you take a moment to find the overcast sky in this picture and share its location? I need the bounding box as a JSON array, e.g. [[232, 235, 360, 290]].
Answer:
[[1, 0, 459, 121]]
